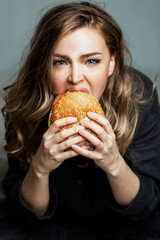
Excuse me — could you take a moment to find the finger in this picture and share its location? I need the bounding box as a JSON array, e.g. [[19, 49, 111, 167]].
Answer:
[[80, 117, 106, 142], [48, 117, 77, 135], [55, 125, 85, 143], [59, 134, 86, 152], [87, 112, 113, 135], [78, 127, 104, 151], [54, 149, 79, 162], [72, 144, 102, 160]]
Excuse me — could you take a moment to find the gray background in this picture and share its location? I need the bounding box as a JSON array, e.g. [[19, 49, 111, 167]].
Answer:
[[0, 0, 160, 198]]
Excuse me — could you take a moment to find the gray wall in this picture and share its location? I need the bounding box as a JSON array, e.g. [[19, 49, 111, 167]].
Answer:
[[0, 0, 160, 198]]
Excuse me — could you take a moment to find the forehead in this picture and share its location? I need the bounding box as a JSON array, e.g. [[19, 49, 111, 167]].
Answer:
[[52, 27, 108, 53]]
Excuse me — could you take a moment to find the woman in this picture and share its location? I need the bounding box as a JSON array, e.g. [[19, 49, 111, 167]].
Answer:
[[1, 2, 160, 239]]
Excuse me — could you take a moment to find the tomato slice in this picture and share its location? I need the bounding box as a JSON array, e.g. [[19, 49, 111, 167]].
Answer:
[[51, 92, 66, 110]]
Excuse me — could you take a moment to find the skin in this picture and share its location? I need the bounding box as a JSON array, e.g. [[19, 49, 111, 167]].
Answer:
[[21, 27, 140, 216], [51, 27, 115, 99]]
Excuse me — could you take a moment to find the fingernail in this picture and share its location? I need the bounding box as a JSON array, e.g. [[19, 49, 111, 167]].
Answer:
[[83, 117, 88, 120], [71, 117, 77, 121], [80, 117, 88, 124], [88, 112, 94, 117]]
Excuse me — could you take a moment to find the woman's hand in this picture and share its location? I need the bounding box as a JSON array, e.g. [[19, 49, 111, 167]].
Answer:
[[72, 112, 140, 206], [22, 117, 85, 216], [32, 117, 85, 177], [71, 112, 122, 174]]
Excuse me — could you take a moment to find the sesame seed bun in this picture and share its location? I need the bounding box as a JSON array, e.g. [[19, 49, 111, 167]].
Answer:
[[48, 91, 105, 130], [48, 91, 105, 150]]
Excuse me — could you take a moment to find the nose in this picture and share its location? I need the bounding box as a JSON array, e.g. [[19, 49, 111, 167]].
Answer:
[[67, 63, 84, 84]]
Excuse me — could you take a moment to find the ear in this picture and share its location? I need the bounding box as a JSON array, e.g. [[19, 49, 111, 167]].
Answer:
[[108, 55, 116, 77]]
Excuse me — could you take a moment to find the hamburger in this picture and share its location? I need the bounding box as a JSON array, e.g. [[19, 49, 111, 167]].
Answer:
[[48, 91, 105, 129], [48, 91, 105, 149]]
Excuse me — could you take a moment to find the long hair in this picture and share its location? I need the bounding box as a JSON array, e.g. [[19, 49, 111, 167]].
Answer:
[[2, 2, 144, 168]]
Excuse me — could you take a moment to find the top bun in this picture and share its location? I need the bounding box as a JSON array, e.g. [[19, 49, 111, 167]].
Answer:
[[48, 91, 105, 131]]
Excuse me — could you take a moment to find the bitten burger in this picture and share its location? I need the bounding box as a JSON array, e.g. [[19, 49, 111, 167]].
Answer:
[[48, 91, 105, 130]]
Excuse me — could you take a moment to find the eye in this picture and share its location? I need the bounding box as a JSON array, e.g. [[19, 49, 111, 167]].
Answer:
[[53, 60, 66, 66], [86, 59, 100, 64]]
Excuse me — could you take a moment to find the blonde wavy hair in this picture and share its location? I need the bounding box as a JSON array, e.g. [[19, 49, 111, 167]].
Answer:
[[2, 2, 144, 168]]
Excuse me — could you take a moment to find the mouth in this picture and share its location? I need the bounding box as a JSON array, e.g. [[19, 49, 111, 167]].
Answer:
[[66, 87, 89, 93]]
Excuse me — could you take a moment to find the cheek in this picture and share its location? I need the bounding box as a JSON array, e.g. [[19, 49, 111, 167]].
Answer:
[[91, 70, 108, 99], [96, 78, 107, 97], [92, 68, 108, 87], [50, 73, 57, 88], [51, 67, 68, 83], [50, 72, 64, 93]]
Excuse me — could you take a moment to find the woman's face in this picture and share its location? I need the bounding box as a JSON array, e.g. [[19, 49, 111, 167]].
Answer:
[[51, 27, 115, 100]]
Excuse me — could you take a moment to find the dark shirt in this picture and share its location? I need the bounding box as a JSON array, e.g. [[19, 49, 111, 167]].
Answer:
[[1, 69, 160, 239]]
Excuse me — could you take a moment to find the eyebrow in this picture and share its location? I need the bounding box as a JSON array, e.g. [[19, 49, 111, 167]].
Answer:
[[53, 52, 102, 60]]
